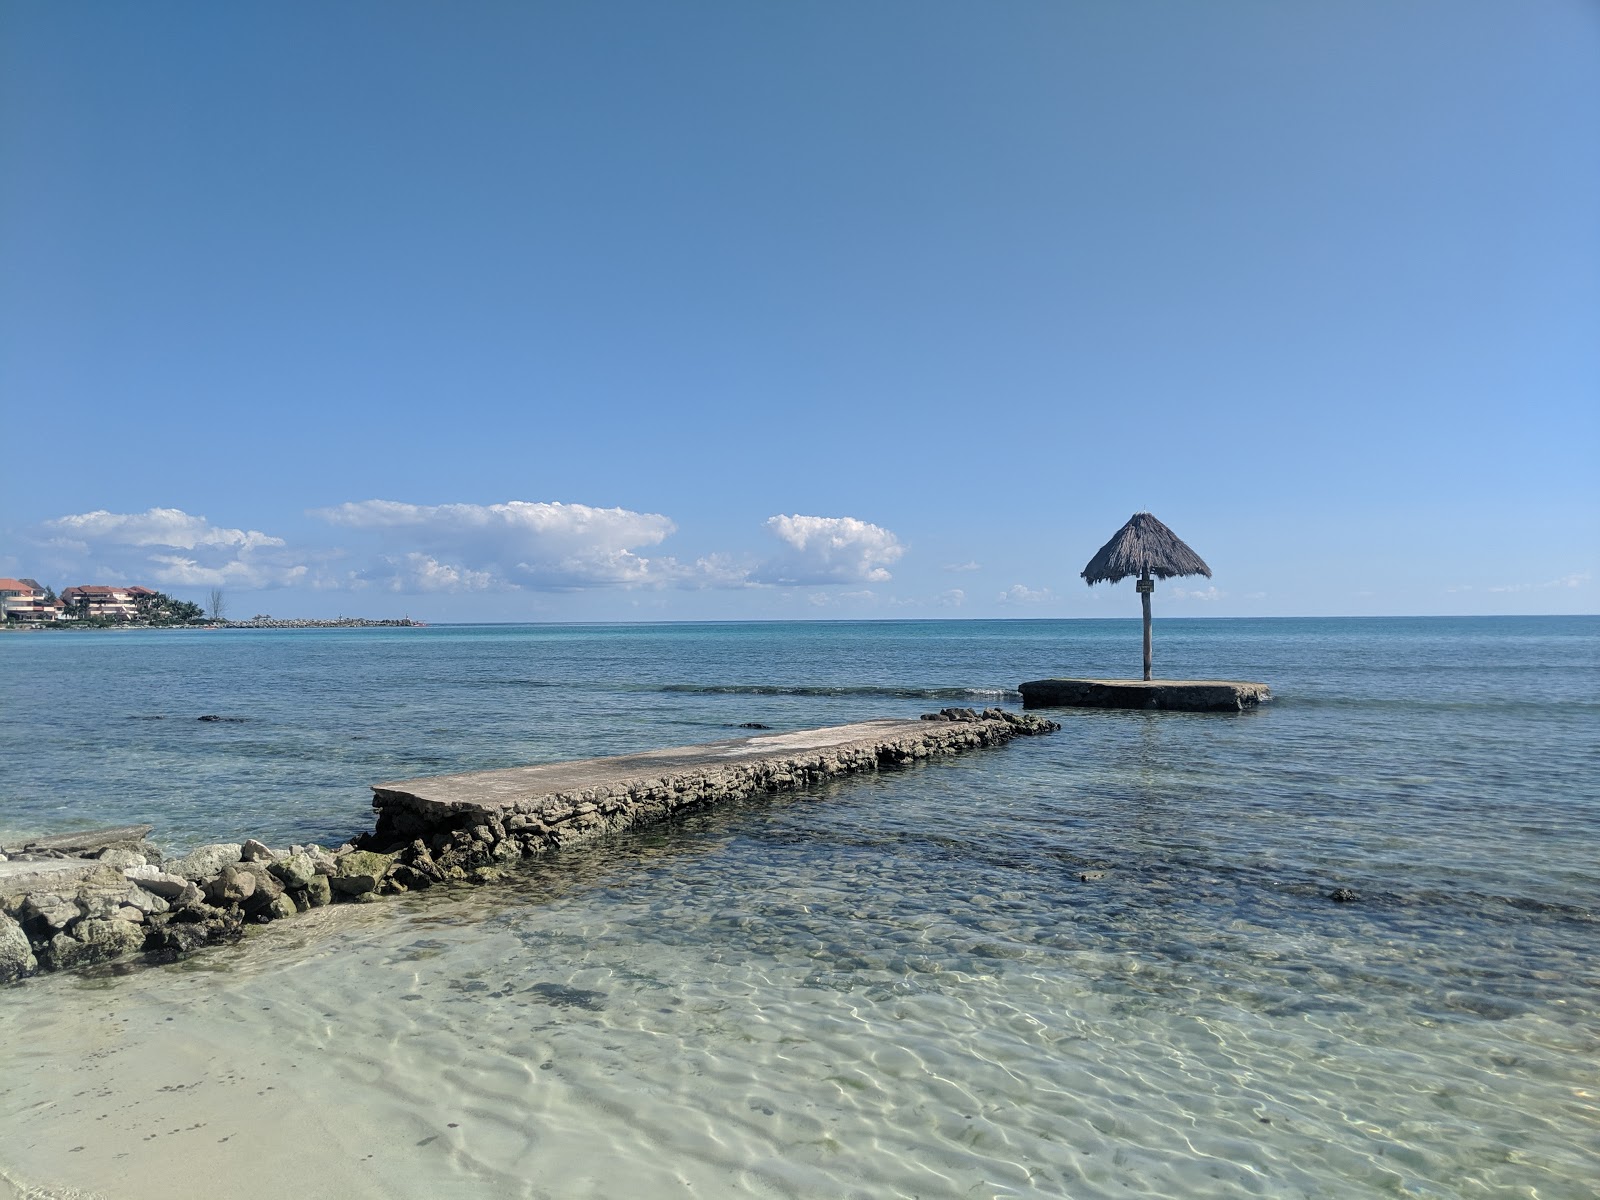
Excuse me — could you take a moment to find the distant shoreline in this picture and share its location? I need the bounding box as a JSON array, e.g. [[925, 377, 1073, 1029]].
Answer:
[[3, 617, 425, 633], [222, 617, 426, 629]]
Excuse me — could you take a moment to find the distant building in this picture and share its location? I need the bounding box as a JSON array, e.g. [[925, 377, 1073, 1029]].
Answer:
[[61, 585, 141, 621], [0, 578, 62, 622]]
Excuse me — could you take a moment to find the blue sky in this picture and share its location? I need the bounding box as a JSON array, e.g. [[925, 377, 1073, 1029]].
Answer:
[[3, 1, 1595, 621]]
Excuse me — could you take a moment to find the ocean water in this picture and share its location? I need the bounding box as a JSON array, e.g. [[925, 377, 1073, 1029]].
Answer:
[[0, 617, 1596, 1198]]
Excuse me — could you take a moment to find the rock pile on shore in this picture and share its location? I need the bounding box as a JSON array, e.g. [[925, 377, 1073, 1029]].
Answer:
[[2, 709, 1060, 984], [0, 828, 423, 984]]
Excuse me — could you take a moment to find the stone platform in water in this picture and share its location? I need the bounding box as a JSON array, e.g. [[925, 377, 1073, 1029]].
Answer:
[[1019, 678, 1271, 712], [371, 713, 1055, 846]]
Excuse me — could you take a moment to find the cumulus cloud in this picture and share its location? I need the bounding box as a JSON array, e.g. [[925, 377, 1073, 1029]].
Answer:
[[147, 555, 309, 589], [39, 507, 307, 591], [754, 515, 905, 585], [48, 508, 284, 551], [937, 589, 966, 607], [998, 584, 1054, 604], [365, 554, 494, 593], [313, 498, 722, 591]]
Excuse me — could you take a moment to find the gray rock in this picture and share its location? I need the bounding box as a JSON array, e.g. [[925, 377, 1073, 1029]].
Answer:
[[112, 906, 147, 924], [331, 850, 395, 896], [302, 875, 332, 908], [129, 869, 191, 900], [42, 919, 146, 970], [263, 894, 297, 921], [240, 839, 277, 863], [169, 843, 243, 881], [95, 846, 147, 870], [268, 852, 318, 889], [78, 918, 147, 955], [21, 892, 81, 934], [148, 922, 212, 958], [119, 885, 169, 916], [0, 911, 37, 982], [40, 932, 88, 971], [234, 862, 284, 899], [77, 884, 142, 922], [204, 864, 257, 905]]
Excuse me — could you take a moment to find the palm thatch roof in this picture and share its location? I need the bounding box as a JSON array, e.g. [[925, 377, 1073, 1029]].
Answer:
[[1081, 512, 1212, 584]]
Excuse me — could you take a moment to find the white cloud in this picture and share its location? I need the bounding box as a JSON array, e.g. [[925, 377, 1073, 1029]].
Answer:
[[48, 508, 284, 551], [943, 561, 981, 573], [998, 584, 1054, 604], [937, 589, 966, 607], [376, 554, 493, 593], [1487, 572, 1590, 594], [755, 515, 905, 585], [1171, 586, 1225, 602], [38, 508, 307, 592], [313, 498, 724, 591], [147, 555, 309, 589]]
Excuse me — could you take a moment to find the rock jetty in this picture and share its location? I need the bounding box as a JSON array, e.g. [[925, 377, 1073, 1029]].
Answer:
[[0, 708, 1057, 984], [225, 616, 423, 629]]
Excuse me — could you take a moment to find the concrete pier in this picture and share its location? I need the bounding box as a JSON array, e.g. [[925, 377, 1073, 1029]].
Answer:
[[371, 712, 1056, 848], [1019, 678, 1270, 712], [3, 713, 1058, 983]]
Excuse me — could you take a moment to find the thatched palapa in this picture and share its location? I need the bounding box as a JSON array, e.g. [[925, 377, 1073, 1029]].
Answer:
[[1081, 512, 1211, 584], [1082, 512, 1211, 681]]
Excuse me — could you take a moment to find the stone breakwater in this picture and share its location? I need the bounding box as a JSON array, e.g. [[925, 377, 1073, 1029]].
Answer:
[[0, 709, 1058, 984], [225, 616, 423, 629]]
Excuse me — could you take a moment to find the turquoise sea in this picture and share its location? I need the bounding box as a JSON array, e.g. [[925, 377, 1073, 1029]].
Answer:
[[1, 617, 1596, 1198]]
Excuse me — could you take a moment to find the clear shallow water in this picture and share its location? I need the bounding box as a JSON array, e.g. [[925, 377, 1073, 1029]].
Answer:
[[1, 617, 1597, 1197]]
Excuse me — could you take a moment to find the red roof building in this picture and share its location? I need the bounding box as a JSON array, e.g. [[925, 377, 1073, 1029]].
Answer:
[[61, 585, 141, 620]]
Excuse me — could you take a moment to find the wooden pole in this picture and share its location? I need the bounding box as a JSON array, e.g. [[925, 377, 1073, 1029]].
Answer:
[[1141, 573, 1153, 681]]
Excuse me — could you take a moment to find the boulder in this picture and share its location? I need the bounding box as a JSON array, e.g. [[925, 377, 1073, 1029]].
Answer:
[[0, 911, 37, 982], [77, 882, 149, 922], [77, 918, 147, 957], [129, 869, 192, 900], [331, 850, 395, 896], [169, 843, 243, 882], [388, 864, 434, 891], [262, 894, 297, 921], [147, 922, 212, 958], [301, 875, 332, 908], [41, 919, 146, 970], [20, 893, 80, 935], [204, 864, 257, 905], [119, 884, 169, 917], [267, 852, 318, 889], [95, 847, 147, 871], [240, 839, 277, 863], [233, 862, 284, 899]]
